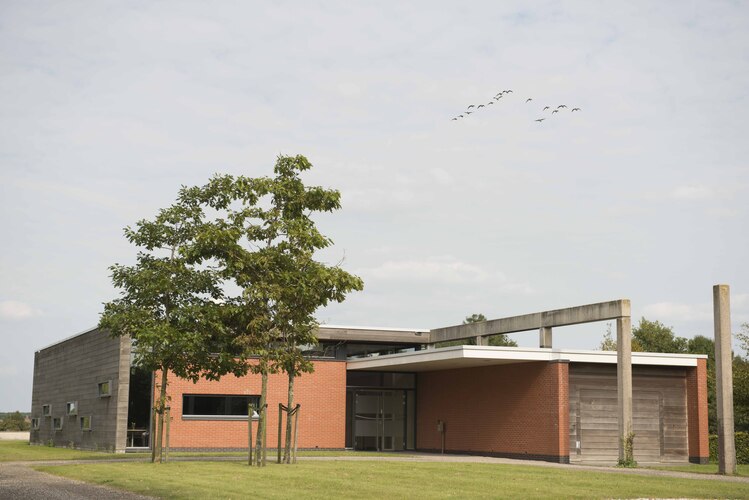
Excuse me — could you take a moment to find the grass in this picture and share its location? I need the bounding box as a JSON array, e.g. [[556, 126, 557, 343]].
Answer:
[[35, 460, 749, 499], [0, 440, 407, 462], [650, 462, 749, 476], [0, 440, 128, 462]]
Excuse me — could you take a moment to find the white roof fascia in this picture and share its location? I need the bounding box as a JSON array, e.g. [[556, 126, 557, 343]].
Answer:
[[346, 345, 706, 371]]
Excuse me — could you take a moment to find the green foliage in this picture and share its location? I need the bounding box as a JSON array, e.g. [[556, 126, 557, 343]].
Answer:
[[100, 198, 244, 382], [186, 154, 363, 465], [599, 323, 617, 351], [617, 432, 637, 468], [633, 318, 687, 353], [709, 432, 749, 465], [0, 411, 29, 431]]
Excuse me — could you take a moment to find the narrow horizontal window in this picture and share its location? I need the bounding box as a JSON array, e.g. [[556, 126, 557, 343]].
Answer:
[[42, 404, 51, 417], [66, 401, 78, 416], [80, 416, 92, 431], [182, 394, 260, 417], [53, 417, 63, 430], [98, 380, 111, 397]]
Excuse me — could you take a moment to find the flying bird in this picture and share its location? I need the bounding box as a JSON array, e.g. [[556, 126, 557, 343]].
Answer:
[[504, 90, 513, 93], [465, 111, 473, 115], [543, 106, 550, 111], [467, 105, 475, 109], [571, 108, 581, 112], [526, 98, 532, 103], [487, 101, 494, 105], [458, 114, 464, 118], [557, 104, 567, 109], [535, 118, 545, 122], [477, 104, 485, 109], [451, 118, 457, 121], [551, 110, 559, 114]]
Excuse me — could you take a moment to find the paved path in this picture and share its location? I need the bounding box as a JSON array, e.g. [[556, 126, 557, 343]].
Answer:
[[0, 462, 154, 500], [1, 452, 747, 499]]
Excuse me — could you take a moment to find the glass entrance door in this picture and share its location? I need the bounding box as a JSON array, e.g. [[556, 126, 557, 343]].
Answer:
[[353, 390, 406, 451]]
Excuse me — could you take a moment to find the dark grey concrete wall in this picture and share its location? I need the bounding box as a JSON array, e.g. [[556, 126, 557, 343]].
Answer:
[[30, 328, 131, 452]]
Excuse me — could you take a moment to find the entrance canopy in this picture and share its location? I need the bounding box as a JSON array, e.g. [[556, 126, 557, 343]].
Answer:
[[346, 345, 704, 373]]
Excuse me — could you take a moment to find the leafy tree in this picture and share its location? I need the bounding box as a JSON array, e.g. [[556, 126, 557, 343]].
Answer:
[[736, 323, 749, 432], [633, 318, 687, 353], [100, 197, 243, 463], [187, 154, 363, 465], [0, 411, 29, 431]]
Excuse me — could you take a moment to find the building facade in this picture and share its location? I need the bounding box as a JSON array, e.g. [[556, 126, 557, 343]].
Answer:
[[29, 300, 710, 464]]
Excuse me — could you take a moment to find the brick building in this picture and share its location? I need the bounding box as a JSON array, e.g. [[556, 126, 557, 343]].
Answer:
[[29, 299, 710, 464]]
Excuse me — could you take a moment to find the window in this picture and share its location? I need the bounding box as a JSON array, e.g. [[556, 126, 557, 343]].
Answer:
[[80, 416, 92, 431], [42, 404, 51, 417], [53, 417, 63, 430], [31, 418, 39, 430], [66, 401, 78, 416], [98, 380, 111, 397], [182, 394, 260, 419]]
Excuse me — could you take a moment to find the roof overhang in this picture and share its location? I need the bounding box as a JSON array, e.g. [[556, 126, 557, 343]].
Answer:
[[346, 345, 706, 372]]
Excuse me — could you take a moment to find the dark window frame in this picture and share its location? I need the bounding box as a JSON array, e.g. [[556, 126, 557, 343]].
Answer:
[[182, 394, 261, 421]]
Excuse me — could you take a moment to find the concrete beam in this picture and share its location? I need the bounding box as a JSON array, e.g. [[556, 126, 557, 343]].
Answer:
[[430, 299, 631, 343], [316, 326, 429, 344], [713, 284, 736, 475]]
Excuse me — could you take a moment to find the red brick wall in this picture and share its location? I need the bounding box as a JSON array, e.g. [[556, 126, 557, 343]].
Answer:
[[686, 358, 709, 463], [154, 360, 346, 450], [416, 361, 569, 462]]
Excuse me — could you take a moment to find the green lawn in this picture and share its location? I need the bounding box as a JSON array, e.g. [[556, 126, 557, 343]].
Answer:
[[0, 440, 407, 462], [650, 462, 749, 476], [0, 440, 125, 462], [36, 460, 749, 499]]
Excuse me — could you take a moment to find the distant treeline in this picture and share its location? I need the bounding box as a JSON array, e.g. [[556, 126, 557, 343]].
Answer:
[[0, 411, 30, 431]]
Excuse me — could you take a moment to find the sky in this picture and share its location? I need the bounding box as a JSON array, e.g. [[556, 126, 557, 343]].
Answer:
[[1, 1, 748, 411]]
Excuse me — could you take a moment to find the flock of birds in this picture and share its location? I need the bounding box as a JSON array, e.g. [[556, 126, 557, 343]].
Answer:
[[451, 89, 581, 123]]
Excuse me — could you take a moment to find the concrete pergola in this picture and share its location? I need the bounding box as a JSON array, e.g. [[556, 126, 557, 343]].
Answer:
[[429, 299, 633, 461]]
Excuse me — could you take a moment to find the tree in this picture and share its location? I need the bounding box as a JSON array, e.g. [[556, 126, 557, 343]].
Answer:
[[0, 411, 29, 431], [187, 154, 363, 465], [100, 197, 243, 463], [633, 318, 687, 353]]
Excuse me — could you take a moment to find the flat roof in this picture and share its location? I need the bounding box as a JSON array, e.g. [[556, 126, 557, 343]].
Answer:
[[346, 345, 707, 372]]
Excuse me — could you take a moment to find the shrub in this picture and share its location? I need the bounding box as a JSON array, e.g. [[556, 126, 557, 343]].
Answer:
[[709, 432, 749, 464]]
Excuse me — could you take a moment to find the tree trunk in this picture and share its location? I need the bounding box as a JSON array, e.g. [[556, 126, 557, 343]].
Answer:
[[254, 370, 268, 467], [284, 371, 295, 464], [155, 369, 168, 464]]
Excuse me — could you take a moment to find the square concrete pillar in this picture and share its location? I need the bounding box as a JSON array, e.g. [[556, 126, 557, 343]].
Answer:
[[713, 284, 736, 475], [539, 327, 552, 348], [616, 316, 633, 462]]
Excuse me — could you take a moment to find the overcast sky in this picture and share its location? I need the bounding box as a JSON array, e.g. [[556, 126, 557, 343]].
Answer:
[[1, 1, 748, 411]]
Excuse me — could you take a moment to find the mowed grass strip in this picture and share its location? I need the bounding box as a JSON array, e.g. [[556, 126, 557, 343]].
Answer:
[[0, 440, 408, 462], [650, 463, 749, 476], [0, 440, 125, 462], [35, 460, 749, 499]]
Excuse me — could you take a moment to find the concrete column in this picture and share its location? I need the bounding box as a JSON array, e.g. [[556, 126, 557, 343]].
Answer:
[[713, 284, 736, 475], [539, 327, 552, 348], [475, 336, 488, 346], [616, 316, 633, 462]]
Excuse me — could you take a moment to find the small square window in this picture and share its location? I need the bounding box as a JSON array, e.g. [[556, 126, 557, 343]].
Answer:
[[80, 416, 92, 431], [31, 418, 40, 430], [42, 404, 51, 417], [66, 401, 78, 416], [53, 417, 63, 431], [98, 380, 111, 397]]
